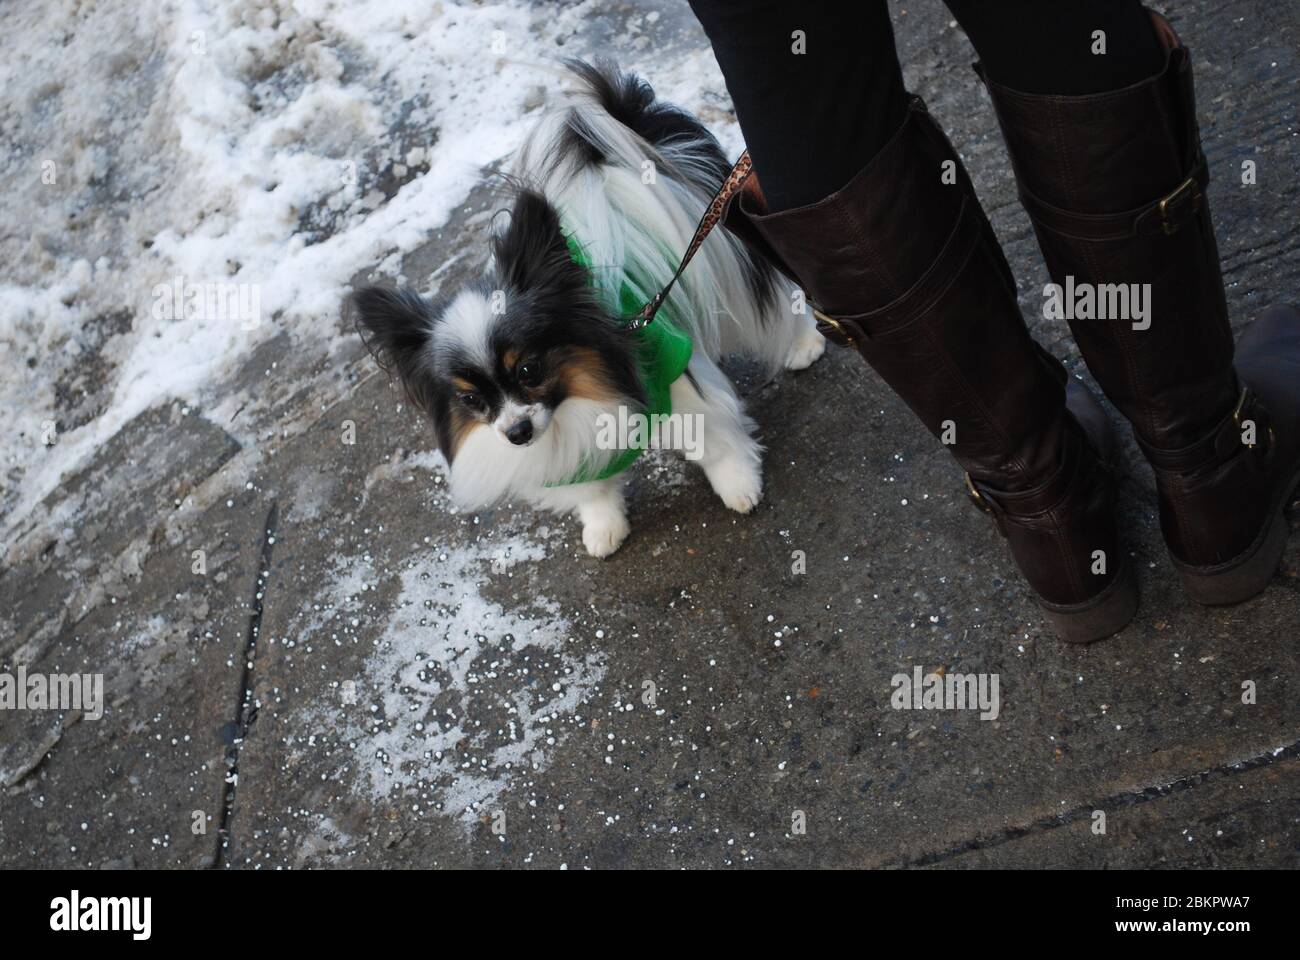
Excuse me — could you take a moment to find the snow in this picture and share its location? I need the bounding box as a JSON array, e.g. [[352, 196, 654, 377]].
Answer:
[[297, 530, 606, 831], [1, 0, 737, 545]]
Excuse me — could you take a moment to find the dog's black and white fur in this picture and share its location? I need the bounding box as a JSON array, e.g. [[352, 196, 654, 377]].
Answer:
[[352, 60, 824, 557]]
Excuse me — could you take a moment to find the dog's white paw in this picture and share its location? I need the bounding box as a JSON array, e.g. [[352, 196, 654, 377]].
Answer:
[[582, 511, 630, 558], [708, 458, 764, 514], [784, 329, 826, 370]]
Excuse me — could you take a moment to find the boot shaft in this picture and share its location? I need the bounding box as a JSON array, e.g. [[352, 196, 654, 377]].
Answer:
[[738, 98, 1068, 492], [977, 11, 1238, 454], [723, 97, 1132, 632], [979, 8, 1296, 582]]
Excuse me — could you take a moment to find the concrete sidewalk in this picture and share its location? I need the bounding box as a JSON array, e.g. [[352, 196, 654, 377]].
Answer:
[[2, 0, 1297, 869]]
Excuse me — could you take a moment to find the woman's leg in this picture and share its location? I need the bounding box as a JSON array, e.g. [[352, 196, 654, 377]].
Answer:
[[945, 0, 1163, 95], [967, 4, 1300, 604], [689, 1, 1137, 641], [687, 0, 907, 212]]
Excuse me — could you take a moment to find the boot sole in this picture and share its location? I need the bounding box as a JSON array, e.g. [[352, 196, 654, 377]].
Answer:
[[1040, 558, 1140, 644], [1174, 464, 1300, 606]]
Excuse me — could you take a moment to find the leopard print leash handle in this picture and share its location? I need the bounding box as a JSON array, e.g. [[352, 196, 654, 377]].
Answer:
[[625, 151, 753, 331]]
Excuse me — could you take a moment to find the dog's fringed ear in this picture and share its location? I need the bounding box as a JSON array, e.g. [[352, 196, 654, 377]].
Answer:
[[348, 285, 438, 416], [492, 189, 588, 294]]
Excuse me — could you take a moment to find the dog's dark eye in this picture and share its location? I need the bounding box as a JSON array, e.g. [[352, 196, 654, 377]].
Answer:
[[459, 393, 485, 413], [517, 361, 543, 387]]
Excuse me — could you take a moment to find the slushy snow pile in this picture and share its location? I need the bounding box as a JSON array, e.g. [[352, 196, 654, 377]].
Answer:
[[0, 0, 736, 540]]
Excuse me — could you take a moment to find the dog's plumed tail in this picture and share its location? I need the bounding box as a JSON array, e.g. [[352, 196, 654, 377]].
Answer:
[[510, 59, 793, 371]]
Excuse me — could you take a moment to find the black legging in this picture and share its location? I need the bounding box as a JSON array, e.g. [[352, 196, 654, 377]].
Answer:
[[688, 0, 1164, 211]]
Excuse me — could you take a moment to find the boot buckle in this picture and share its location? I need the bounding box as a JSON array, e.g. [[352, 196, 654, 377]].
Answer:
[[965, 472, 994, 514], [1158, 176, 1202, 235], [1231, 387, 1250, 434], [1231, 387, 1276, 457], [812, 308, 857, 348]]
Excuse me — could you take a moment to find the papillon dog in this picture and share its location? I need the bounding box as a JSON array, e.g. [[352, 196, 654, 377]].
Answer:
[[351, 60, 824, 557]]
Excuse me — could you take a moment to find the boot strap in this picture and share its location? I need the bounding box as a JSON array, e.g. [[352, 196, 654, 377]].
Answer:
[[1137, 386, 1276, 474], [1016, 153, 1208, 242], [964, 424, 1098, 531], [809, 192, 983, 350]]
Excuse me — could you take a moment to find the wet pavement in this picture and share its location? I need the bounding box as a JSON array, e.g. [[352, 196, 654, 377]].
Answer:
[[1, 0, 1297, 868]]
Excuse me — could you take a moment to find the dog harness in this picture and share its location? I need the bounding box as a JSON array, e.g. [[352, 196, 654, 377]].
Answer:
[[550, 151, 754, 486], [555, 231, 694, 484]]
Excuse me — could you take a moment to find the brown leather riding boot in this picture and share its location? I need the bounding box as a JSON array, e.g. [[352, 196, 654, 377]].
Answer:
[[979, 10, 1300, 604], [729, 96, 1137, 642]]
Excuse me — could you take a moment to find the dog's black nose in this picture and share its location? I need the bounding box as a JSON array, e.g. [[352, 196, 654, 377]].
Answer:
[[506, 419, 534, 445]]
